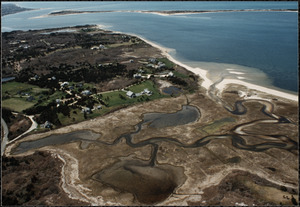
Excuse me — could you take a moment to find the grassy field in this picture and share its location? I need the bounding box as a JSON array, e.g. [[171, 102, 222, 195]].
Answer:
[[200, 117, 236, 134], [103, 80, 168, 107], [2, 98, 36, 112], [157, 58, 175, 69], [2, 81, 69, 111], [2, 81, 48, 95], [172, 71, 189, 78], [39, 91, 68, 106]]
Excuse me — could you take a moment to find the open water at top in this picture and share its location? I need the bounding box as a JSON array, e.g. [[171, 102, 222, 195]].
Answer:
[[1, 1, 298, 93]]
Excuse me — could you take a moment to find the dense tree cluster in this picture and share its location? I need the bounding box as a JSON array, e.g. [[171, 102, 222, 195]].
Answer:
[[167, 76, 188, 87]]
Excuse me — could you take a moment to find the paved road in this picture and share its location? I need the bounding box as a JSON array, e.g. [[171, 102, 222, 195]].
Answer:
[[1, 118, 9, 156]]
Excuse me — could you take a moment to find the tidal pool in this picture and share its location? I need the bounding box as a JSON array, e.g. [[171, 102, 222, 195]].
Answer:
[[92, 159, 186, 205], [142, 105, 200, 128], [12, 130, 101, 154], [162, 86, 182, 96]]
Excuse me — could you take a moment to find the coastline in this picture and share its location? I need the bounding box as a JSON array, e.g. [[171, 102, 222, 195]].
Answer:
[[30, 9, 298, 19], [116, 28, 298, 102]]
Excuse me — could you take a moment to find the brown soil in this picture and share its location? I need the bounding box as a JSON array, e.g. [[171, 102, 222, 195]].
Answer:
[[196, 170, 298, 206], [7, 114, 31, 140], [2, 151, 89, 206]]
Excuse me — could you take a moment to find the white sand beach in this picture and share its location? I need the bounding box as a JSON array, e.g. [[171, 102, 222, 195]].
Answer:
[[215, 78, 298, 102], [137, 35, 298, 102]]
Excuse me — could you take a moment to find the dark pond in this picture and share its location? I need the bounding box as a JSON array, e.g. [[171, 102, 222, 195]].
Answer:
[[162, 86, 182, 95], [12, 130, 100, 154], [92, 159, 186, 205], [142, 105, 200, 128]]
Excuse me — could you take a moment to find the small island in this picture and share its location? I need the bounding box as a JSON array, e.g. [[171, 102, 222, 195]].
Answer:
[[1, 3, 34, 16]]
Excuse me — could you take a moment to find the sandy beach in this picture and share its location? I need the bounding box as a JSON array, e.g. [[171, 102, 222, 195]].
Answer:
[[119, 30, 298, 102]]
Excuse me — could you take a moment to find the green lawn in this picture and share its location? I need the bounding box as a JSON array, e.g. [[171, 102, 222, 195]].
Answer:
[[172, 71, 189, 79], [58, 108, 85, 125], [157, 58, 175, 69], [2, 81, 48, 95], [128, 80, 155, 93], [101, 80, 168, 107], [2, 98, 36, 112], [39, 91, 69, 106]]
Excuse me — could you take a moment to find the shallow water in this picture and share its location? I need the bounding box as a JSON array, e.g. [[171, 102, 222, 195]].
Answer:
[[162, 86, 182, 95], [2, 2, 298, 92], [142, 105, 200, 128], [12, 130, 100, 154]]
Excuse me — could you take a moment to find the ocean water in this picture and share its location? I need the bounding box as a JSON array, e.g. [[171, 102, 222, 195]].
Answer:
[[1, 1, 298, 93]]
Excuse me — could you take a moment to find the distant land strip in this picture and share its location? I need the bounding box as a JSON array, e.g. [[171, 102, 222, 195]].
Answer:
[[48, 8, 298, 16]]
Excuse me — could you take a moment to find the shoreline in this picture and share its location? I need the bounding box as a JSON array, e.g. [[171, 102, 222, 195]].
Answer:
[[30, 9, 298, 19], [113, 27, 298, 102]]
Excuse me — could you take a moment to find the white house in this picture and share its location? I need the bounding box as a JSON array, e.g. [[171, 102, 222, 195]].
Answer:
[[126, 91, 136, 98], [167, 72, 174, 77], [61, 82, 69, 87], [143, 88, 152, 95], [81, 90, 92, 95], [99, 44, 106, 49], [149, 58, 156, 63], [82, 107, 91, 113], [133, 73, 142, 79]]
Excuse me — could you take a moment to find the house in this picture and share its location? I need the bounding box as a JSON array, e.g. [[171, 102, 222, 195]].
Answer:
[[56, 99, 61, 104], [167, 72, 174, 77], [133, 73, 142, 79], [146, 64, 155, 68], [43, 121, 52, 129], [51, 76, 56, 80], [156, 62, 166, 69], [61, 82, 69, 87], [126, 91, 136, 98], [143, 88, 152, 96], [99, 44, 106, 49], [81, 90, 92, 95], [97, 105, 102, 109], [27, 96, 35, 102], [130, 59, 134, 63], [149, 58, 156, 63], [82, 107, 91, 113]]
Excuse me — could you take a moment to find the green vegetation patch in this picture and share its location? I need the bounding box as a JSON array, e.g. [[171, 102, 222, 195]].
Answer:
[[58, 108, 85, 125], [200, 117, 236, 134], [128, 80, 155, 93], [2, 81, 47, 95], [98, 80, 168, 107], [38, 91, 69, 106], [157, 58, 175, 69], [2, 98, 35, 112], [172, 71, 189, 79]]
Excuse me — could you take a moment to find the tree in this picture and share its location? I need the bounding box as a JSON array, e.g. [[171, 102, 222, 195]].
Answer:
[[291, 195, 298, 205]]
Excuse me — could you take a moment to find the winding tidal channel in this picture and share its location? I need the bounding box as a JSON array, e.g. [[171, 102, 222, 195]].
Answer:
[[11, 95, 298, 204]]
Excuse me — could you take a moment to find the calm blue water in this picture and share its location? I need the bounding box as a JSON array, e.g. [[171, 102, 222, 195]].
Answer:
[[1, 1, 298, 93]]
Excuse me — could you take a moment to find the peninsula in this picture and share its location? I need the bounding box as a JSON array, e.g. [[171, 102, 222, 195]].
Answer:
[[1, 3, 34, 16], [2, 25, 298, 206]]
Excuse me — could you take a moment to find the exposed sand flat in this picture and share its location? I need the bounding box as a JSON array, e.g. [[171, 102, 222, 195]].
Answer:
[[215, 78, 298, 102]]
